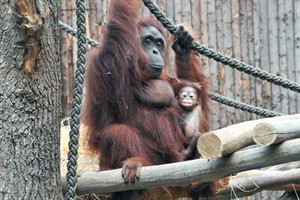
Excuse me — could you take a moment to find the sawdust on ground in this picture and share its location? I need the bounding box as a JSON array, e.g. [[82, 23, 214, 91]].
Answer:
[[60, 125, 99, 176]]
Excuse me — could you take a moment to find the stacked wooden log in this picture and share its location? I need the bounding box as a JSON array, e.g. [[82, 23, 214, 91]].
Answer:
[[61, 114, 300, 198], [197, 114, 300, 159], [197, 114, 300, 199]]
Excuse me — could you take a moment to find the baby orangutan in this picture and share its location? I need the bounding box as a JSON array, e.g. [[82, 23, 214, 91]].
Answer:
[[177, 84, 202, 160]]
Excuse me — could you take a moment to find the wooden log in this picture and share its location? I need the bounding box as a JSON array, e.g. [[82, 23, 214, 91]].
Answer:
[[270, 161, 300, 171], [217, 169, 300, 199], [61, 138, 300, 196], [268, 184, 300, 191], [197, 114, 300, 159], [253, 119, 300, 146]]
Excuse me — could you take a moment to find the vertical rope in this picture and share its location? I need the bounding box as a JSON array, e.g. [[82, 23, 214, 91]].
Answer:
[[65, 0, 87, 198]]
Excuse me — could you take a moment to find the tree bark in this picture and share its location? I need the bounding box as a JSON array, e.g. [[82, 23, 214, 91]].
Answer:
[[0, 0, 63, 199]]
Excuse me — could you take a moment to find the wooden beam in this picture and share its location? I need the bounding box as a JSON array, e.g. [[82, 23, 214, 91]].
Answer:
[[253, 119, 300, 146], [270, 161, 300, 170], [197, 114, 300, 159], [61, 138, 300, 196], [217, 169, 300, 199], [268, 184, 300, 191]]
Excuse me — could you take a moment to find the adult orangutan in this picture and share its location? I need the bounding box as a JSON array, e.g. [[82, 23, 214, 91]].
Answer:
[[81, 0, 210, 199]]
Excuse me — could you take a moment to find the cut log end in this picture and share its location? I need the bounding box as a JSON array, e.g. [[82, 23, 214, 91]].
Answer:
[[197, 133, 222, 159], [253, 123, 277, 146]]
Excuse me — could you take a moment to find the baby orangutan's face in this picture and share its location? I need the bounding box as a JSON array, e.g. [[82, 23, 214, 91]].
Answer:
[[179, 86, 198, 111]]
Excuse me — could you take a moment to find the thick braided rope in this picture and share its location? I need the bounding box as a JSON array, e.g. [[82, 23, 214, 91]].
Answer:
[[208, 92, 283, 117], [65, 0, 87, 199], [59, 20, 100, 47], [142, 0, 300, 93]]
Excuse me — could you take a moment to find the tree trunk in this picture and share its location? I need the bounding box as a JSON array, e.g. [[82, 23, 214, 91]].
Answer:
[[0, 0, 63, 199]]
